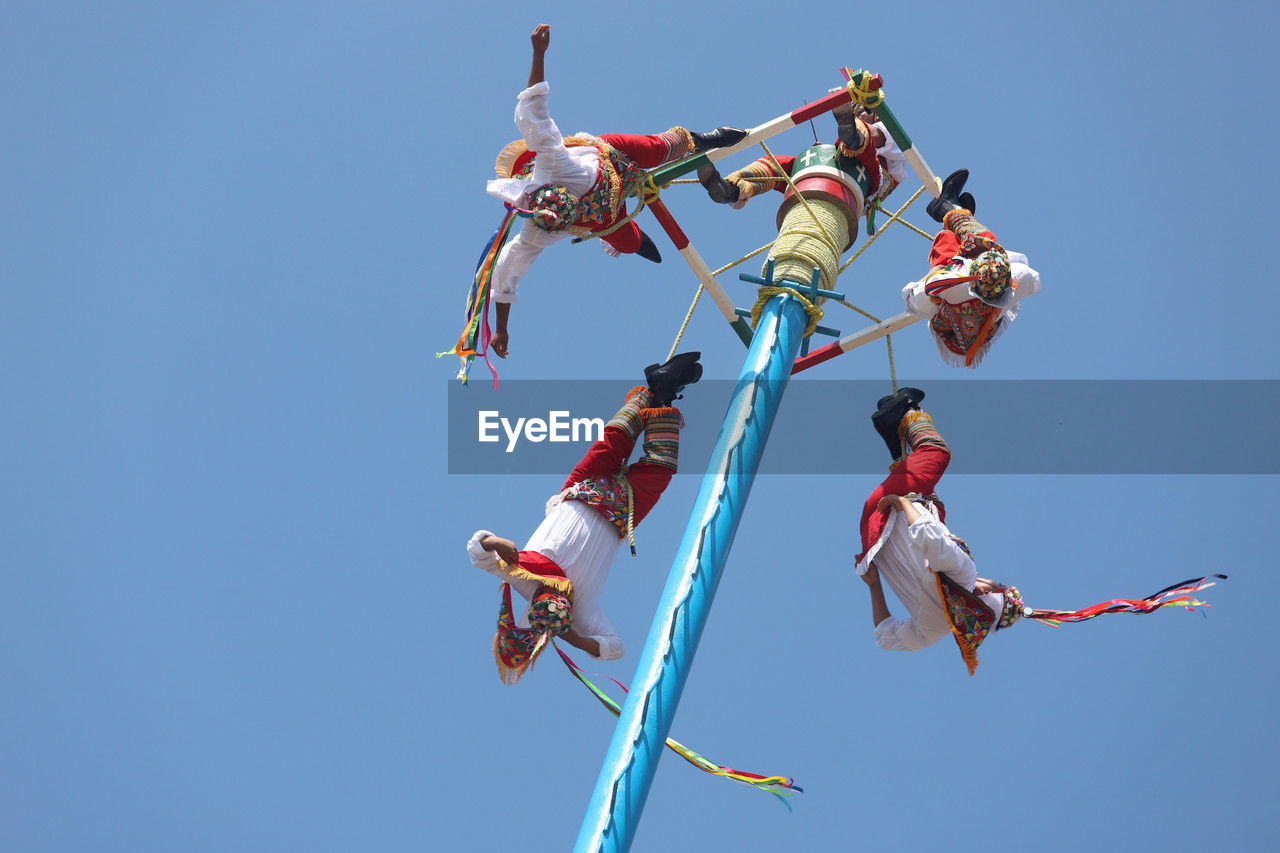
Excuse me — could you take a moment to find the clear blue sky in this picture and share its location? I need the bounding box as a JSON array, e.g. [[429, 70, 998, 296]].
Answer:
[[2, 2, 1275, 850]]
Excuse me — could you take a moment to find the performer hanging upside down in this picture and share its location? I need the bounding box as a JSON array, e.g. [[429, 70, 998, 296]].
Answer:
[[856, 388, 1225, 674], [467, 352, 702, 683], [855, 387, 1023, 673], [901, 170, 1042, 367], [484, 24, 746, 358]]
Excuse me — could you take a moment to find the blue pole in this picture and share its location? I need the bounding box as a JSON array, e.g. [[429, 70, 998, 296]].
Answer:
[[574, 293, 809, 853]]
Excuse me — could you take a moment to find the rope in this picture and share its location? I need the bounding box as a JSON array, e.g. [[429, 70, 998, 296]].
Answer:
[[662, 152, 916, 389], [666, 287, 704, 362], [839, 185, 927, 273], [874, 202, 932, 239], [750, 285, 823, 338], [667, 242, 778, 360], [830, 298, 897, 393], [618, 462, 637, 556], [844, 71, 885, 110], [886, 334, 897, 393], [571, 175, 664, 245], [758, 140, 841, 257], [770, 199, 847, 295], [716, 241, 776, 275]]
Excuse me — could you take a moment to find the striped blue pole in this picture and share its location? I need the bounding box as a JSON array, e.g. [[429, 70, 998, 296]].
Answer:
[[574, 292, 809, 853]]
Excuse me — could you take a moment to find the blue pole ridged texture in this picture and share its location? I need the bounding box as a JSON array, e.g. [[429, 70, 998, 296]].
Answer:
[[574, 293, 809, 853]]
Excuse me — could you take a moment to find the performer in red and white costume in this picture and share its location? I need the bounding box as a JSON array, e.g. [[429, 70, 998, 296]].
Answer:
[[485, 25, 744, 358], [901, 171, 1041, 367], [856, 387, 1022, 673], [855, 387, 1223, 675], [467, 353, 701, 683]]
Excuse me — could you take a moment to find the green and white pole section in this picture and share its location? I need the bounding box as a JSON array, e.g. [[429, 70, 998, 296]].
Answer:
[[573, 292, 810, 853], [845, 70, 942, 197], [645, 198, 755, 347]]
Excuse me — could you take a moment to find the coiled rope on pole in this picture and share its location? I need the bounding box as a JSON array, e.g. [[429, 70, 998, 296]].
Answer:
[[750, 285, 823, 339], [770, 199, 847, 295]]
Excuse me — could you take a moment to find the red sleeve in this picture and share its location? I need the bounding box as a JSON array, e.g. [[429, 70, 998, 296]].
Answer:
[[563, 426, 636, 491], [624, 461, 675, 527], [928, 230, 963, 268], [773, 155, 796, 187], [857, 446, 951, 559], [597, 133, 672, 169]]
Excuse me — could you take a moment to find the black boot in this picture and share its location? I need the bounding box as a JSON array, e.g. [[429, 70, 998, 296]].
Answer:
[[645, 351, 703, 406], [636, 232, 662, 263], [691, 127, 747, 153], [926, 169, 976, 223], [697, 164, 741, 205], [832, 99, 860, 149], [871, 387, 926, 460]]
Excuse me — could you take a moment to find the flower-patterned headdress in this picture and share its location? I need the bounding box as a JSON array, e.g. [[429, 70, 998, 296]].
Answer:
[[519, 183, 578, 232], [493, 583, 574, 685], [970, 249, 1012, 302]]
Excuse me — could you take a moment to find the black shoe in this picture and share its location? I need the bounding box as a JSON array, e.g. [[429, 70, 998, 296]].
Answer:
[[871, 387, 926, 460], [697, 164, 741, 205], [636, 232, 662, 263], [691, 127, 747, 153], [926, 168, 972, 223], [832, 99, 859, 148], [645, 351, 702, 406]]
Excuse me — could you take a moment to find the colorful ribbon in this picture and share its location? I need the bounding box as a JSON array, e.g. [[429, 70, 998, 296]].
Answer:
[[438, 210, 517, 387], [1027, 574, 1226, 628], [552, 643, 802, 807]]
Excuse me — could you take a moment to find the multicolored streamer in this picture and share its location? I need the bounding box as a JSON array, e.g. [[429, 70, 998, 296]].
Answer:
[[552, 643, 802, 807], [438, 210, 518, 387], [1027, 574, 1226, 628]]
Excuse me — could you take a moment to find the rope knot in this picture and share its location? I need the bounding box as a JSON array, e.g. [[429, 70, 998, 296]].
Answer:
[[749, 285, 824, 338], [845, 75, 885, 109]]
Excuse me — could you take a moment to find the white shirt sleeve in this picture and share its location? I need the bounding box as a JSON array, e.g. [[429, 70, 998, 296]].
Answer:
[[874, 615, 937, 651], [907, 516, 977, 587], [513, 81, 579, 176], [573, 609, 624, 661], [467, 529, 501, 575], [1009, 252, 1041, 301], [593, 634, 625, 661], [490, 221, 564, 304], [902, 278, 939, 319]]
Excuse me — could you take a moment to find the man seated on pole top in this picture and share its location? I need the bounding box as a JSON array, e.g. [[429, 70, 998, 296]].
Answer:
[[857, 387, 1025, 675], [484, 23, 745, 359], [901, 170, 1041, 367], [467, 352, 702, 684]]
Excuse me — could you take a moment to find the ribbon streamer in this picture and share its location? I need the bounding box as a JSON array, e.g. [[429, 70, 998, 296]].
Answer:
[[438, 210, 518, 387], [1028, 574, 1227, 628], [553, 643, 801, 807]]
